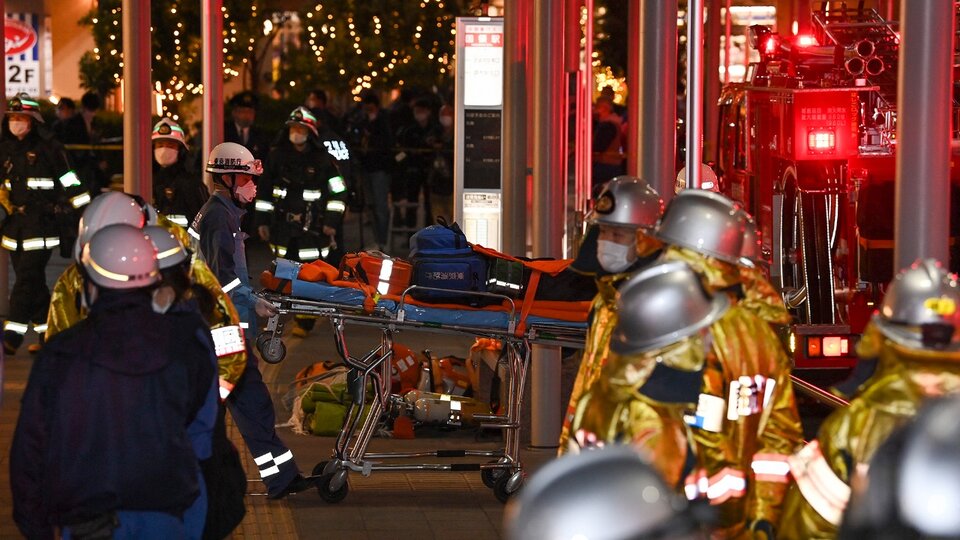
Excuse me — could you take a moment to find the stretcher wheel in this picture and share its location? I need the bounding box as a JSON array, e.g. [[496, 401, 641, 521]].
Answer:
[[481, 461, 507, 489], [316, 472, 349, 503], [493, 472, 522, 504], [256, 333, 286, 364], [312, 460, 338, 477]]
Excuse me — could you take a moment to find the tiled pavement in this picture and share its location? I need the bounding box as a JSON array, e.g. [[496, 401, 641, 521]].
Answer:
[[0, 210, 563, 539]]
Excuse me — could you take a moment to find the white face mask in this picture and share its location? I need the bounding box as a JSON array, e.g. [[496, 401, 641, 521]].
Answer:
[[289, 131, 308, 146], [9, 119, 30, 138], [597, 239, 637, 273], [234, 181, 257, 204], [440, 116, 453, 128], [154, 147, 179, 167], [151, 287, 174, 314]]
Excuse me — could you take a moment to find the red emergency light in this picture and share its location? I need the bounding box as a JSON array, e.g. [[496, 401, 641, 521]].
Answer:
[[807, 129, 836, 154], [795, 34, 818, 47], [806, 336, 851, 358], [763, 35, 780, 55]]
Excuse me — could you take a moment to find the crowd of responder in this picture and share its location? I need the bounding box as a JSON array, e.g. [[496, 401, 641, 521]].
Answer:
[[5, 81, 960, 539]]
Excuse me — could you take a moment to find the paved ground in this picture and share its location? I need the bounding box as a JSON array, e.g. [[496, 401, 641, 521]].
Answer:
[[0, 208, 562, 539]]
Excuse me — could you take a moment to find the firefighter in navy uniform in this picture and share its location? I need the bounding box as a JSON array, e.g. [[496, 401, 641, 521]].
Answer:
[[256, 107, 347, 337], [151, 117, 207, 228], [0, 93, 90, 355], [557, 176, 665, 453], [193, 142, 313, 499]]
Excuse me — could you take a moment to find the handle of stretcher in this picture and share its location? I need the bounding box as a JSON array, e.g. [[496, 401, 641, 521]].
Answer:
[[396, 286, 517, 333]]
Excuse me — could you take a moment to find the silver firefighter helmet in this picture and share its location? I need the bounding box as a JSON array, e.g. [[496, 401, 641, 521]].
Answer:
[[655, 189, 747, 264], [873, 258, 960, 352], [610, 260, 730, 355], [589, 175, 665, 231]]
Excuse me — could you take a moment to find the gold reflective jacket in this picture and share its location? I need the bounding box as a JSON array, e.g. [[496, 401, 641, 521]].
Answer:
[[568, 337, 707, 487], [557, 271, 630, 454], [778, 340, 960, 540], [44, 217, 247, 389], [663, 247, 803, 537]]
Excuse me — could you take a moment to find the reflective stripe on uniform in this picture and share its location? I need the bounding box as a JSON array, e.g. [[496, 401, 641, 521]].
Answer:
[[218, 377, 235, 400], [17, 237, 60, 251], [26, 177, 55, 189], [167, 214, 189, 227], [4, 321, 29, 334], [1, 236, 18, 250], [684, 469, 709, 500], [239, 322, 249, 329], [751, 453, 792, 483], [377, 258, 394, 296], [788, 440, 850, 526], [326, 200, 346, 213], [33, 323, 48, 334], [210, 325, 246, 357], [221, 277, 242, 293], [299, 248, 320, 260], [59, 171, 82, 188], [254, 450, 294, 478], [328, 176, 347, 194], [255, 200, 275, 212], [188, 227, 201, 241], [271, 244, 288, 257], [272, 187, 288, 199], [70, 192, 92, 208], [302, 189, 322, 202], [706, 468, 747, 504]]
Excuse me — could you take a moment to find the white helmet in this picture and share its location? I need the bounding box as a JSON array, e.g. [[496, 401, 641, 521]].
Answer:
[[205, 142, 263, 176], [143, 225, 188, 270], [75, 192, 146, 261], [151, 117, 188, 149], [81, 224, 159, 290]]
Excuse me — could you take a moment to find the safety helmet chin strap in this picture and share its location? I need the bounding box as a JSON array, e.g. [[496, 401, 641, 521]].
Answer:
[[213, 173, 242, 205]]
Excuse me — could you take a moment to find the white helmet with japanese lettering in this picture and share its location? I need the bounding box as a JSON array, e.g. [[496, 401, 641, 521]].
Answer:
[[75, 192, 146, 261], [205, 142, 263, 176], [81, 224, 159, 290]]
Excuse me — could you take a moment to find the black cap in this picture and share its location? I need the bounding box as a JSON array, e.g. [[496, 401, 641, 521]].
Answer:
[[229, 91, 259, 110]]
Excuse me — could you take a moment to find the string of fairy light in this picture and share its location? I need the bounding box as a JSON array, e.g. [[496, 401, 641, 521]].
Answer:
[[89, 1, 461, 116]]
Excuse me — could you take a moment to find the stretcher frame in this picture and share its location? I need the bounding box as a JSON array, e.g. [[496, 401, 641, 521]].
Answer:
[[254, 286, 586, 503]]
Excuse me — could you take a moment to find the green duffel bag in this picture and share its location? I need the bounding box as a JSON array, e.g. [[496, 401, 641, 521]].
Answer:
[[308, 401, 374, 436]]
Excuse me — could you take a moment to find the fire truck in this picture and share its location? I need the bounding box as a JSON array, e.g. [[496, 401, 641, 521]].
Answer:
[[716, 2, 960, 369]]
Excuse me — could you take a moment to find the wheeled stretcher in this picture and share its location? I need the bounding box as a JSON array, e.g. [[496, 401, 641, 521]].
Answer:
[[254, 259, 588, 503]]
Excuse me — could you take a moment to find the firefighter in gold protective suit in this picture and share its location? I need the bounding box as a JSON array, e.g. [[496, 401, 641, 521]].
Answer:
[[45, 191, 246, 399], [655, 190, 803, 539], [557, 175, 665, 452], [0, 93, 90, 355], [779, 259, 960, 540], [567, 259, 731, 491]]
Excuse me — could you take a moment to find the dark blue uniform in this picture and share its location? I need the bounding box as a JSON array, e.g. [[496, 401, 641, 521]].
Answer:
[[192, 192, 302, 496], [10, 290, 215, 539]]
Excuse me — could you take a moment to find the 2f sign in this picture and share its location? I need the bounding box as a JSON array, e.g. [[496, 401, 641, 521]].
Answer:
[[8, 65, 35, 84]]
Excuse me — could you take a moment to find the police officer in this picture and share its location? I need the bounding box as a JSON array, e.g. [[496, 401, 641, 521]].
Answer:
[[780, 259, 960, 540], [568, 260, 730, 491], [11, 224, 216, 538], [558, 175, 664, 452], [152, 117, 207, 228], [0, 93, 90, 355], [224, 91, 270, 163], [655, 189, 803, 539], [194, 142, 312, 499]]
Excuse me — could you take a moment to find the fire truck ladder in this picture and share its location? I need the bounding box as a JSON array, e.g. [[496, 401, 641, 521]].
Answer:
[[812, 2, 900, 106]]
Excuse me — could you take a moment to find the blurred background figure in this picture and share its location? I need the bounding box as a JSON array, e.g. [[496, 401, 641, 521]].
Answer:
[[57, 91, 109, 194], [840, 395, 960, 540], [428, 104, 455, 224], [352, 92, 394, 252], [305, 88, 342, 136], [591, 96, 625, 193], [395, 97, 442, 228], [504, 446, 712, 540]]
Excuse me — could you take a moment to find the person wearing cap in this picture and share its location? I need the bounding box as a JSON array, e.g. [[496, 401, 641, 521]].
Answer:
[[557, 175, 664, 453], [193, 142, 313, 500], [305, 88, 342, 136], [10, 224, 217, 538], [568, 260, 730, 492], [56, 91, 109, 194], [655, 189, 803, 538], [0, 92, 90, 356], [779, 259, 960, 540], [152, 117, 207, 228], [224, 91, 270, 164]]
